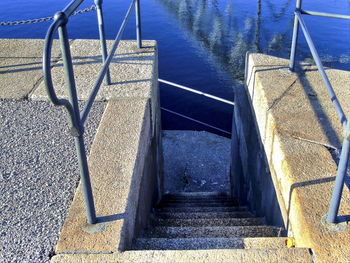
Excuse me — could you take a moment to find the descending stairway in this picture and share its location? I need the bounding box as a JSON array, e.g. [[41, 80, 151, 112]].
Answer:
[[131, 192, 313, 262]]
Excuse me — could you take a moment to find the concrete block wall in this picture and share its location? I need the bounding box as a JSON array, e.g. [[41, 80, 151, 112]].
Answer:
[[231, 75, 285, 228]]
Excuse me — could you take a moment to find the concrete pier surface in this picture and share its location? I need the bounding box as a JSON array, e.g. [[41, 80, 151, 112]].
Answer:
[[2, 37, 350, 263], [0, 99, 105, 263], [0, 39, 105, 262], [1, 38, 232, 262], [0, 38, 159, 262]]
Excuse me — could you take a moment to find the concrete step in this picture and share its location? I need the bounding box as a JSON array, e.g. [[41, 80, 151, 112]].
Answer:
[[150, 217, 264, 227], [141, 226, 278, 238], [155, 206, 248, 213], [155, 211, 254, 219], [161, 196, 234, 203], [52, 248, 313, 262], [131, 237, 290, 250], [115, 248, 314, 262], [158, 201, 238, 208], [162, 191, 231, 201]]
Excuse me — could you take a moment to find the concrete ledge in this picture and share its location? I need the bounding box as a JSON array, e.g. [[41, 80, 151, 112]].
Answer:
[[31, 40, 157, 101], [56, 98, 156, 253], [241, 53, 350, 262], [53, 40, 162, 256], [0, 39, 61, 99]]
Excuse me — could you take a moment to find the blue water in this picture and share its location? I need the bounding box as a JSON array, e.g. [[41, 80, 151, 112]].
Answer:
[[1, 0, 350, 136]]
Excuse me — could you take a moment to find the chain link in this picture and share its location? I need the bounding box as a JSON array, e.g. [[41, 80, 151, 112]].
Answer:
[[73, 5, 96, 15], [0, 5, 96, 26]]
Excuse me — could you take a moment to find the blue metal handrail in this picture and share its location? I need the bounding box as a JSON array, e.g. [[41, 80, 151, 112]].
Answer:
[[158, 79, 234, 106], [289, 0, 350, 224], [158, 79, 234, 135], [43, 0, 142, 224]]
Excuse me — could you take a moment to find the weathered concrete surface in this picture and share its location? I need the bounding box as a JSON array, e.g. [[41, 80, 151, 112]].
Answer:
[[51, 248, 313, 263], [246, 54, 350, 149], [1, 38, 163, 261], [131, 237, 292, 250], [231, 66, 285, 229], [31, 40, 157, 101], [0, 100, 105, 263], [162, 130, 231, 193], [32, 39, 163, 202], [54, 40, 162, 255], [56, 98, 159, 253], [240, 53, 350, 262], [0, 39, 61, 99]]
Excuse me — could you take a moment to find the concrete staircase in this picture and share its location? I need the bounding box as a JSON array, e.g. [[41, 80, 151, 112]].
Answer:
[[131, 192, 313, 262]]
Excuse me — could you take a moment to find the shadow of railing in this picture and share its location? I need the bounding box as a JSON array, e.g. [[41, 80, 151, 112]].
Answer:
[[289, 0, 350, 223]]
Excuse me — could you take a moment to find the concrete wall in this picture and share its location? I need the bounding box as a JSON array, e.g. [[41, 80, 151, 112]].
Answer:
[[232, 53, 350, 262], [31, 40, 165, 254], [131, 49, 164, 244], [231, 75, 285, 228]]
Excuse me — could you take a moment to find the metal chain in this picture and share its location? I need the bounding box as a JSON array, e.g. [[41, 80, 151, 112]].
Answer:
[[73, 5, 96, 15], [0, 5, 96, 26]]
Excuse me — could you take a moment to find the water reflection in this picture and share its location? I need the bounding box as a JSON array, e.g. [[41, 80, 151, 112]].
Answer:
[[265, 0, 293, 20], [156, 0, 350, 81], [157, 0, 297, 80]]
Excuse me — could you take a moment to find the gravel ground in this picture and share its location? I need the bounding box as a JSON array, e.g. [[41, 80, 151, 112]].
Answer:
[[0, 99, 106, 263]]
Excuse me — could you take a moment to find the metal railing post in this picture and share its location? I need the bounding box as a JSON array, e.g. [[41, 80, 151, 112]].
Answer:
[[135, 0, 142, 48], [95, 0, 111, 85], [295, 12, 346, 125], [44, 0, 145, 225], [289, 0, 303, 71], [327, 114, 350, 223], [56, 12, 97, 224]]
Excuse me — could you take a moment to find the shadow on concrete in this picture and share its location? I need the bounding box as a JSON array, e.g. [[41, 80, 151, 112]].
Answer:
[[245, 60, 349, 229], [0, 52, 154, 75], [0, 57, 60, 75], [298, 67, 342, 148], [246, 64, 288, 102], [97, 213, 125, 223], [249, 62, 342, 149], [110, 78, 153, 86], [0, 57, 42, 70], [286, 176, 350, 226]]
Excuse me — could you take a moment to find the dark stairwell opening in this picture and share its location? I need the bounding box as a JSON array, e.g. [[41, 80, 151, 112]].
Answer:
[[130, 129, 287, 251]]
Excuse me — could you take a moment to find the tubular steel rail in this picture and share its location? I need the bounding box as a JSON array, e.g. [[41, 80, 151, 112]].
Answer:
[[160, 107, 232, 136], [289, 0, 350, 224], [158, 79, 234, 136], [43, 0, 142, 224], [159, 79, 234, 106]]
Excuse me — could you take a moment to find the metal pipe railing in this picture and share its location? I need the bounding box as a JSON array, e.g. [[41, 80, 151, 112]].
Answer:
[[43, 0, 142, 224], [292, 11, 346, 125], [289, 0, 349, 224], [301, 10, 350, 20], [159, 79, 234, 106], [63, 0, 85, 17], [160, 107, 232, 136], [158, 79, 234, 136], [95, 0, 111, 85], [81, 0, 137, 124]]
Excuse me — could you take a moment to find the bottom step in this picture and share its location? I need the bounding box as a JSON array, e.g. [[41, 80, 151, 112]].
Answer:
[[53, 248, 313, 262], [142, 226, 278, 238], [125, 248, 313, 262], [131, 237, 291, 250]]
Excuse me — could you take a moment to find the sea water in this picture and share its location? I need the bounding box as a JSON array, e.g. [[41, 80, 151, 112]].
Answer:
[[1, 0, 350, 135]]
